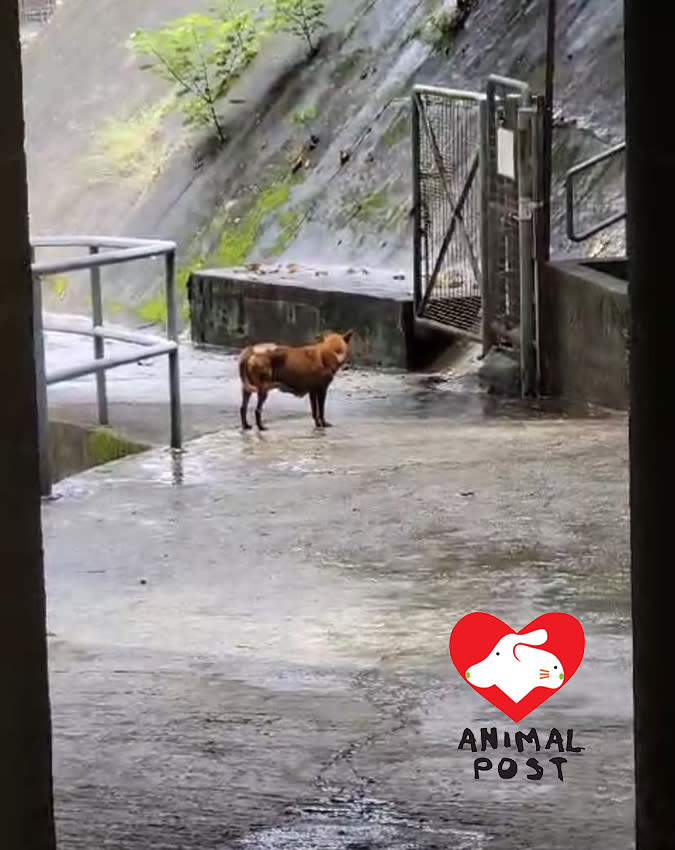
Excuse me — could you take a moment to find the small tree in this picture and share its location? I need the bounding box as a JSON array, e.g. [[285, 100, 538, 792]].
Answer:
[[274, 0, 326, 57], [129, 11, 263, 145]]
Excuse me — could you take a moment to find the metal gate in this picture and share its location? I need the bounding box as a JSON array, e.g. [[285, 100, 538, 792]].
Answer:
[[484, 77, 536, 359], [411, 86, 486, 341], [411, 77, 540, 393]]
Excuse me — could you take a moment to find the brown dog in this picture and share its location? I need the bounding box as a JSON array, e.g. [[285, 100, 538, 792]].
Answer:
[[238, 331, 353, 431]]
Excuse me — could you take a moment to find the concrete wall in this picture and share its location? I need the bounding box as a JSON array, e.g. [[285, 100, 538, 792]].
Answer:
[[188, 266, 415, 369], [48, 420, 146, 483], [539, 258, 629, 410]]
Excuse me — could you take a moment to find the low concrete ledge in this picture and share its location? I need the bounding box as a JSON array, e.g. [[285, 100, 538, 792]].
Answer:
[[539, 257, 629, 410], [187, 263, 415, 369], [48, 420, 147, 484]]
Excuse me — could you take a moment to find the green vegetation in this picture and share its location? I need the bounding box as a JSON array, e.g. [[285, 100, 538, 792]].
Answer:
[[128, 0, 328, 146], [271, 207, 302, 255], [129, 7, 267, 145], [133, 168, 305, 322], [214, 178, 292, 266], [422, 0, 476, 49], [89, 97, 176, 190], [137, 293, 167, 325], [291, 104, 317, 128], [380, 110, 409, 149], [350, 188, 389, 223], [49, 275, 69, 299], [135, 256, 204, 326], [273, 0, 326, 56], [87, 427, 145, 466]]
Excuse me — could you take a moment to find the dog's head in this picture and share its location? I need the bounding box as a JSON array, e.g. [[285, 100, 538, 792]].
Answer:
[[316, 330, 353, 366]]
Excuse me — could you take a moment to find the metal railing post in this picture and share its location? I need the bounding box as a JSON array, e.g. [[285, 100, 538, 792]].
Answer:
[[165, 250, 182, 450], [411, 92, 422, 312], [531, 95, 545, 395], [478, 97, 491, 356], [517, 98, 536, 398], [89, 245, 108, 425], [32, 266, 51, 497], [30, 236, 180, 459]]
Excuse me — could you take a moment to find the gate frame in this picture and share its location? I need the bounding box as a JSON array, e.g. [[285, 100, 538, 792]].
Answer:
[[485, 75, 538, 396], [411, 78, 543, 397], [411, 85, 488, 342]]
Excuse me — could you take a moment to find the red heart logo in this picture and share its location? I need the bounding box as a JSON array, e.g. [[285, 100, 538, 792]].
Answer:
[[449, 612, 585, 722]]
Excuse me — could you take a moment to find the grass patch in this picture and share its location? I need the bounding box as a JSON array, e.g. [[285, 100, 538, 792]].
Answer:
[[213, 178, 294, 267], [291, 105, 317, 128], [137, 292, 167, 325], [380, 109, 409, 149], [88, 95, 178, 193], [49, 275, 69, 299], [271, 208, 302, 255], [350, 188, 389, 223], [420, 0, 476, 49], [87, 427, 145, 466]]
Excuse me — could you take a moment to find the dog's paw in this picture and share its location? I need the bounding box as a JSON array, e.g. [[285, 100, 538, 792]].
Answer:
[[321, 421, 333, 428]]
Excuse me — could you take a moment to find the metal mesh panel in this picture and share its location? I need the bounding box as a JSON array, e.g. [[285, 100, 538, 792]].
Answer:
[[415, 92, 483, 339]]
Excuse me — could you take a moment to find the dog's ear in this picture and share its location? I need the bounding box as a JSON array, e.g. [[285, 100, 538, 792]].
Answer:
[[342, 330, 354, 344]]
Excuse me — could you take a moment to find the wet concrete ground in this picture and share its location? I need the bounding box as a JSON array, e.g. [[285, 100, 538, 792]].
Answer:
[[43, 330, 633, 849]]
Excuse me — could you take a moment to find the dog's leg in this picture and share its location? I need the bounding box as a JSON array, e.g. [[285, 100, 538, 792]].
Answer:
[[317, 386, 332, 427], [240, 388, 253, 430], [255, 387, 269, 431], [309, 391, 321, 427]]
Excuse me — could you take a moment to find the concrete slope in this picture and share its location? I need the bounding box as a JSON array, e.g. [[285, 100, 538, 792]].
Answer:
[[22, 0, 625, 324]]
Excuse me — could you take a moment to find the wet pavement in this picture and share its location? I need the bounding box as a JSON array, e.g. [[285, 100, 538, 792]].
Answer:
[[43, 330, 632, 849]]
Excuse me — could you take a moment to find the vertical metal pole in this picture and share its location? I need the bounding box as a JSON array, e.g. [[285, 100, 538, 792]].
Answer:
[[32, 266, 51, 498], [484, 80, 499, 351], [531, 95, 544, 393], [517, 98, 536, 398], [411, 92, 423, 311], [89, 245, 108, 426], [478, 97, 491, 356], [541, 0, 556, 262], [165, 250, 182, 450]]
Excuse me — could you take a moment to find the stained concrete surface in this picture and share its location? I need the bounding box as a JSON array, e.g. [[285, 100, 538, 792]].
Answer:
[[43, 331, 632, 849], [189, 264, 413, 369]]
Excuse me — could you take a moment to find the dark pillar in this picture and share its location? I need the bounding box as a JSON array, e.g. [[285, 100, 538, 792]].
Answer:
[[0, 4, 57, 849], [625, 2, 675, 848]]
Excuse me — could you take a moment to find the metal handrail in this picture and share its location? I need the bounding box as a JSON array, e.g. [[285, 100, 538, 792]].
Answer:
[[32, 236, 177, 274], [565, 142, 626, 242], [32, 236, 182, 497]]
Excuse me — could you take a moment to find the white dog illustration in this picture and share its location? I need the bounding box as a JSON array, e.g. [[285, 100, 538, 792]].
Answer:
[[465, 629, 564, 703]]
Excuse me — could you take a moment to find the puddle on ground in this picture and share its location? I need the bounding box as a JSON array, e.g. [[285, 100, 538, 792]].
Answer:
[[352, 370, 617, 424], [234, 797, 487, 849]]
